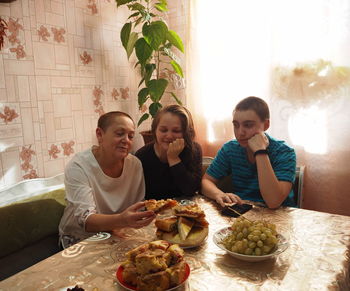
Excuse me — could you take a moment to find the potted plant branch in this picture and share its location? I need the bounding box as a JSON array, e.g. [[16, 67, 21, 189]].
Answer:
[[116, 0, 184, 132]]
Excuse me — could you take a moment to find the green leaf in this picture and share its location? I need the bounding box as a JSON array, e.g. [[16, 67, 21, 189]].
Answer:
[[138, 88, 149, 106], [138, 78, 145, 87], [138, 113, 150, 127], [163, 47, 180, 63], [148, 79, 168, 102], [127, 3, 145, 11], [149, 102, 162, 117], [134, 17, 143, 27], [155, 3, 167, 12], [170, 92, 183, 105], [170, 60, 183, 78], [135, 38, 153, 64], [126, 32, 138, 59], [166, 30, 184, 53], [127, 12, 140, 20], [116, 0, 134, 7], [142, 21, 168, 50], [120, 23, 131, 50], [144, 63, 156, 84]]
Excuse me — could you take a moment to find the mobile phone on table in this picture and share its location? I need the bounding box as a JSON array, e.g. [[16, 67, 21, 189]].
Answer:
[[221, 203, 253, 217]]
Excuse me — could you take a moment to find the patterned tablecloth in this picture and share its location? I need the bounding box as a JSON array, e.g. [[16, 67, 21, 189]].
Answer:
[[0, 196, 349, 291]]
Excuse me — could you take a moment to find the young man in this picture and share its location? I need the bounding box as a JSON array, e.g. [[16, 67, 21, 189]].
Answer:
[[201, 96, 296, 209]]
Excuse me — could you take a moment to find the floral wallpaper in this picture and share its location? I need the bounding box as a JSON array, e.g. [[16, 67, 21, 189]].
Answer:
[[0, 0, 186, 190]]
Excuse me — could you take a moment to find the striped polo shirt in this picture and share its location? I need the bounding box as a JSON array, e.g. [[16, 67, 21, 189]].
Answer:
[[207, 134, 296, 206]]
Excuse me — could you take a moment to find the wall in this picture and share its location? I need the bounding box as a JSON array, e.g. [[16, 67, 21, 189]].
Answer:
[[0, 0, 185, 190]]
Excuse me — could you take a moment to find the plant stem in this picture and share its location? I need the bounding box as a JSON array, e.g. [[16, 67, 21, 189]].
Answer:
[[157, 50, 160, 79]]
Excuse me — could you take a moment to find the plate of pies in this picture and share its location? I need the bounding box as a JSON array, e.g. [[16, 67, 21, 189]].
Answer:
[[116, 240, 190, 291], [145, 199, 209, 248]]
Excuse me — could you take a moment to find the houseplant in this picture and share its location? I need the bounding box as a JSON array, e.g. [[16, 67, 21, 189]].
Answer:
[[116, 0, 185, 130]]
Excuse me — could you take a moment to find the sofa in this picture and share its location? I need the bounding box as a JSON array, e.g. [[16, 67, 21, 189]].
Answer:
[[0, 174, 66, 281]]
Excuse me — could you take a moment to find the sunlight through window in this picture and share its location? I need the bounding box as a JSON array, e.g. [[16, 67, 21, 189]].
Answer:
[[191, 0, 347, 153], [288, 106, 328, 154]]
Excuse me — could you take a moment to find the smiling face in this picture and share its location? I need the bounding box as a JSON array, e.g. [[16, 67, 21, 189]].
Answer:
[[155, 112, 183, 152], [96, 115, 135, 160], [232, 109, 268, 148]]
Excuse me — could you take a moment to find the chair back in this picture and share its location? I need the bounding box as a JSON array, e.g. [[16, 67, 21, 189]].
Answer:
[[293, 165, 305, 208]]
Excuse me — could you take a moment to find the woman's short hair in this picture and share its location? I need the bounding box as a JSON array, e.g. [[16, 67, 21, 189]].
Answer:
[[97, 111, 134, 131], [235, 96, 270, 121], [151, 104, 196, 149]]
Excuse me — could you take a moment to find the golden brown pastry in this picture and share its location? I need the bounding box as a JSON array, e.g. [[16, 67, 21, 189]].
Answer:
[[166, 260, 187, 287], [177, 217, 194, 240], [155, 216, 178, 232], [135, 249, 168, 275], [145, 199, 178, 214], [167, 243, 184, 265], [149, 239, 170, 251], [125, 243, 149, 261], [172, 203, 205, 218], [120, 240, 187, 291], [158, 226, 209, 247], [121, 260, 138, 286]]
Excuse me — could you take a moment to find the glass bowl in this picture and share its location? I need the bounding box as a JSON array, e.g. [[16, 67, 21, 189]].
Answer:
[[213, 226, 289, 262]]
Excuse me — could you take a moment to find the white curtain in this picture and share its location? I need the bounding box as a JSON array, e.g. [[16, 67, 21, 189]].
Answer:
[[186, 0, 350, 215]]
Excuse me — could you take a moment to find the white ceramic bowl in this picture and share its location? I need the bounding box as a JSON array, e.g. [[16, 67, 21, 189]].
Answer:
[[213, 226, 289, 262]]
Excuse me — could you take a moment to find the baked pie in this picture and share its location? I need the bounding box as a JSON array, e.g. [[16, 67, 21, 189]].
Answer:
[[120, 240, 187, 291], [155, 203, 209, 247], [145, 199, 178, 214]]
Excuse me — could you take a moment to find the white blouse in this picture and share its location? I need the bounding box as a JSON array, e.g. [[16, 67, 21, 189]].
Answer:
[[59, 148, 145, 247]]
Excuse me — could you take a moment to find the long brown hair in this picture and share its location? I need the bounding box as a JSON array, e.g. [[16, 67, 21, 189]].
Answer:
[[151, 105, 196, 153]]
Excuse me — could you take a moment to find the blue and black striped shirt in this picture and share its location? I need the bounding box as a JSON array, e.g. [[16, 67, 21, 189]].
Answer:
[[207, 134, 296, 206]]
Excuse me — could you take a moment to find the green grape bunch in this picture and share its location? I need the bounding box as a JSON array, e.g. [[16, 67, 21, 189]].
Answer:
[[222, 217, 279, 256]]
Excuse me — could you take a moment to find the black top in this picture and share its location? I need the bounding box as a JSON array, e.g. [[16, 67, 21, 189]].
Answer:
[[135, 142, 203, 199]]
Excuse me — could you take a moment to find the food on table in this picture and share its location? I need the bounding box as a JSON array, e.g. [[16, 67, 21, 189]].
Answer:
[[145, 199, 178, 214], [154, 216, 178, 232], [178, 217, 194, 240], [120, 240, 187, 291], [221, 217, 279, 256], [155, 203, 209, 247], [67, 286, 84, 291], [172, 203, 205, 219]]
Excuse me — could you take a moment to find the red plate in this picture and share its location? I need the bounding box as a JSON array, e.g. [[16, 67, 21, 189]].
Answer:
[[116, 263, 190, 291]]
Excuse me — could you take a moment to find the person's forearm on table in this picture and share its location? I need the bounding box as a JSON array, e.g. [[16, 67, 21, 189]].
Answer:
[[85, 213, 125, 232], [201, 177, 224, 200]]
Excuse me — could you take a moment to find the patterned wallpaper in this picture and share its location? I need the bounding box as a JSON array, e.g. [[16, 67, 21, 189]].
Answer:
[[0, 0, 186, 190]]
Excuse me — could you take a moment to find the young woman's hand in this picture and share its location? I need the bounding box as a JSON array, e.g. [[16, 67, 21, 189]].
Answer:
[[248, 132, 269, 153], [119, 201, 156, 229], [167, 138, 185, 161]]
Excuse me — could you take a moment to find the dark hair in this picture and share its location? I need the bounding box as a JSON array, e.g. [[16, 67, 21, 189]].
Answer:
[[151, 104, 196, 152], [235, 96, 270, 121], [97, 111, 134, 131]]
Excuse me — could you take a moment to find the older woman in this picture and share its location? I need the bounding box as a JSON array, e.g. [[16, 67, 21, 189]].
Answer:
[[135, 105, 202, 199], [59, 111, 156, 248]]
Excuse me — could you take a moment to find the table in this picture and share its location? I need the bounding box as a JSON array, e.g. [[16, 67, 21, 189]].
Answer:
[[1, 196, 349, 291]]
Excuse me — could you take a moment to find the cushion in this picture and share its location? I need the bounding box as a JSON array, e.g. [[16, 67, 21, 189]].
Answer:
[[0, 188, 66, 258], [15, 188, 67, 206]]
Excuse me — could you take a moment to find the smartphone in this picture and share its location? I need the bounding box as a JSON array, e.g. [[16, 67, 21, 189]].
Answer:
[[221, 203, 253, 217]]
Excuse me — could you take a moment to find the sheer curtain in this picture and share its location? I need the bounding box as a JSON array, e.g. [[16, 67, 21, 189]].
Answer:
[[186, 0, 350, 215]]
